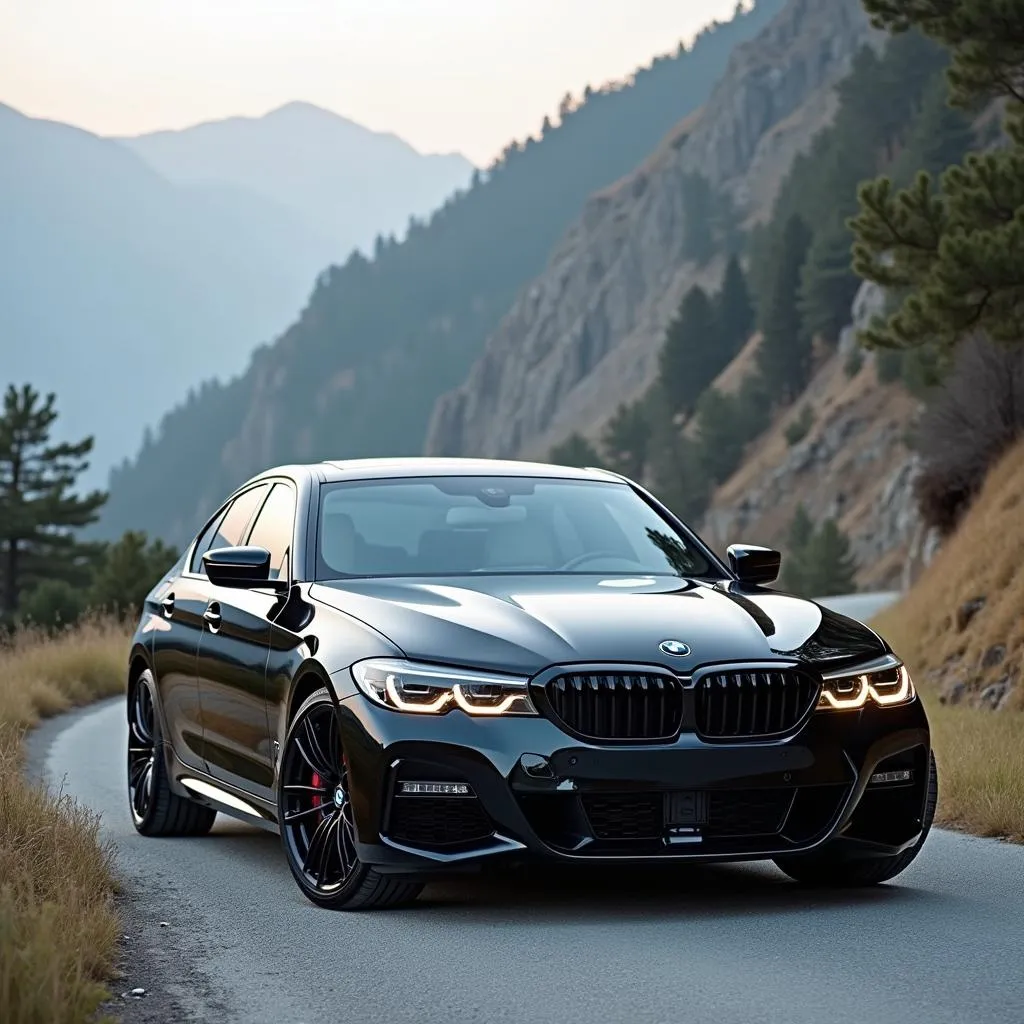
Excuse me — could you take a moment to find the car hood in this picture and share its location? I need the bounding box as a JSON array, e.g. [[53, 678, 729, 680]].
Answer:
[[309, 575, 888, 677]]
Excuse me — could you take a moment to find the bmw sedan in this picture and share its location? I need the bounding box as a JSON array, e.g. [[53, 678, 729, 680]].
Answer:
[[127, 458, 936, 909]]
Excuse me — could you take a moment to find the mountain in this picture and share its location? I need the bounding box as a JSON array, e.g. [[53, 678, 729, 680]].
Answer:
[[0, 102, 343, 481], [1, 101, 471, 484], [424, 0, 982, 596], [99, 0, 789, 546], [425, 0, 876, 461], [119, 102, 474, 259]]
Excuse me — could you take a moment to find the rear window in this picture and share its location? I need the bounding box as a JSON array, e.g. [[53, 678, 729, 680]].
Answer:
[[315, 476, 712, 579]]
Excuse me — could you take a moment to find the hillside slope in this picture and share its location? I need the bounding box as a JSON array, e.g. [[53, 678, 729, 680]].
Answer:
[[0, 103, 336, 481], [99, 0, 788, 545], [873, 439, 1024, 713], [426, 0, 876, 461], [698, 333, 924, 591], [120, 102, 473, 259]]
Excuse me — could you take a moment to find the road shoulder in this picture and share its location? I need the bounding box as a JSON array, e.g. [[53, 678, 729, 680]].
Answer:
[[26, 700, 232, 1024]]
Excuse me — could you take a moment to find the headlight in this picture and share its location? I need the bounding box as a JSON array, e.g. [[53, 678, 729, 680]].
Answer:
[[817, 654, 916, 710], [351, 658, 537, 716]]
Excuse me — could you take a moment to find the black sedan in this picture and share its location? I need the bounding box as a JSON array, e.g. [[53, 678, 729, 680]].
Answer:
[[126, 458, 936, 910]]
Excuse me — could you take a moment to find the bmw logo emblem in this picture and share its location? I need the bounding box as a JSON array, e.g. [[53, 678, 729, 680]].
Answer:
[[660, 640, 691, 657]]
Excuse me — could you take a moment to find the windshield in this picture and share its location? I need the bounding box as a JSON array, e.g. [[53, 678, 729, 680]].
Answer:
[[315, 476, 714, 579]]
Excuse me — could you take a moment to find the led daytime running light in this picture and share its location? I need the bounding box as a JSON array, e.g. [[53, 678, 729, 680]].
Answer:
[[384, 673, 452, 713], [452, 684, 524, 715], [818, 662, 914, 710], [352, 658, 537, 717]]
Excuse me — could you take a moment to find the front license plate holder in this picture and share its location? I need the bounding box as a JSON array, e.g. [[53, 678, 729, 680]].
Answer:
[[665, 790, 708, 826]]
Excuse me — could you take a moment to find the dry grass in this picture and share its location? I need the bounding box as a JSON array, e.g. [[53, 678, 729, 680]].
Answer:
[[924, 699, 1024, 842], [0, 616, 131, 1024], [871, 439, 1024, 843], [874, 438, 1024, 709]]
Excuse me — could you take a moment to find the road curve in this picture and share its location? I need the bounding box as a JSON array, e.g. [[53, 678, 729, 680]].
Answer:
[[816, 591, 902, 623], [29, 593, 1024, 1024]]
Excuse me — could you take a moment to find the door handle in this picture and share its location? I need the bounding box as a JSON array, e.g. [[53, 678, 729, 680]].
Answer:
[[203, 603, 222, 632], [161, 593, 175, 618]]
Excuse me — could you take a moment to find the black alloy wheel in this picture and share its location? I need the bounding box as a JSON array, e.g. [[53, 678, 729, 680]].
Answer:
[[128, 677, 157, 825], [278, 688, 423, 910], [127, 669, 217, 837]]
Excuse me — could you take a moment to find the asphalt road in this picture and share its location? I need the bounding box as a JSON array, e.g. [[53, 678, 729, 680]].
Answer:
[[27, 591, 1024, 1024], [816, 590, 902, 622]]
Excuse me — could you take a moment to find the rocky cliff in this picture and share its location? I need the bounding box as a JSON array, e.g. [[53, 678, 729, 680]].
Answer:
[[697, 282, 941, 591], [426, 0, 878, 460]]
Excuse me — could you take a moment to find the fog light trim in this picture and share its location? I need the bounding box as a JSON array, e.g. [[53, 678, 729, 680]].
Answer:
[[869, 769, 913, 786], [399, 781, 474, 796]]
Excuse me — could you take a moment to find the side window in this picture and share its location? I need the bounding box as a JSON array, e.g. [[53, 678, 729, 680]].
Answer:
[[189, 508, 228, 574], [245, 483, 296, 581], [194, 484, 270, 575]]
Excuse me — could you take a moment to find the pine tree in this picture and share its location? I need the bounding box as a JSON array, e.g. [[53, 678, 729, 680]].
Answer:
[[17, 579, 86, 630], [798, 219, 861, 346], [717, 255, 754, 354], [681, 173, 715, 266], [0, 385, 107, 617], [733, 372, 773, 442], [894, 72, 976, 183], [644, 384, 711, 522], [549, 433, 602, 469], [805, 519, 858, 596], [755, 213, 813, 403], [851, 0, 1024, 355], [835, 46, 895, 161], [88, 530, 180, 616], [658, 285, 727, 418], [780, 503, 815, 595], [694, 388, 746, 484], [601, 402, 652, 480]]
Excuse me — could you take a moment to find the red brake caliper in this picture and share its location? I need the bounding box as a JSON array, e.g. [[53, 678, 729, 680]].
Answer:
[[311, 771, 323, 815]]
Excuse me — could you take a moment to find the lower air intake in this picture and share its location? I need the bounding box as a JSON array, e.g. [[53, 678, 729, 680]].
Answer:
[[387, 796, 494, 849]]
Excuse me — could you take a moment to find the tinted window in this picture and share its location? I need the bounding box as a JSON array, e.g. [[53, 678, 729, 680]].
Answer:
[[245, 483, 296, 580], [316, 476, 713, 579], [189, 508, 228, 574], [194, 484, 270, 574]]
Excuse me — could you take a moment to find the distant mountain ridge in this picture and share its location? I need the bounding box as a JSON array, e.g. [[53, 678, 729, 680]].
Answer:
[[119, 102, 474, 257], [100, 0, 788, 545], [0, 101, 473, 483]]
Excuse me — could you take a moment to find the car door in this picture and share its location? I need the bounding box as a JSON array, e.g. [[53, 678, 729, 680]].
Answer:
[[149, 504, 234, 774], [196, 480, 296, 803], [172, 483, 270, 774]]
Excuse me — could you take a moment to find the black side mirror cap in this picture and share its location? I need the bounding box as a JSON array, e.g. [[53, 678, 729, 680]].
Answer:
[[203, 546, 281, 590], [727, 544, 781, 586]]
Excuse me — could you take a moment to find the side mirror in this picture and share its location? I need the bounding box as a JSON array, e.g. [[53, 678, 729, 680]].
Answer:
[[727, 544, 781, 586], [203, 546, 275, 589]]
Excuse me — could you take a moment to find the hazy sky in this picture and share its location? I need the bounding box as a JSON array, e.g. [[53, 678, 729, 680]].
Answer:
[[1, 0, 741, 164]]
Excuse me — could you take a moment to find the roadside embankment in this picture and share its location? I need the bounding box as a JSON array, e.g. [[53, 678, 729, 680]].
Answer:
[[0, 617, 130, 1024], [873, 439, 1024, 843]]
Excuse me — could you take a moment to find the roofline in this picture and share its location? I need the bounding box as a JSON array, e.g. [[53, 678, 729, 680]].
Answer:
[[312, 456, 632, 485]]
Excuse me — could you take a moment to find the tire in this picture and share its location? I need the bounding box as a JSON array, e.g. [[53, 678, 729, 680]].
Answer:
[[128, 670, 217, 837], [277, 688, 423, 911], [774, 750, 938, 887]]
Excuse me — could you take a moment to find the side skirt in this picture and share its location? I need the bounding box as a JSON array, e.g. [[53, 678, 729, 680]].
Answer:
[[164, 745, 280, 833]]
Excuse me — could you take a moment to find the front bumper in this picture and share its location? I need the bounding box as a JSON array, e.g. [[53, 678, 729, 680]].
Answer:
[[336, 690, 931, 876]]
